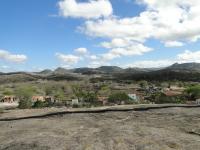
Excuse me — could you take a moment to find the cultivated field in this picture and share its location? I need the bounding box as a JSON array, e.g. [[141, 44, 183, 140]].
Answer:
[[0, 105, 200, 150]]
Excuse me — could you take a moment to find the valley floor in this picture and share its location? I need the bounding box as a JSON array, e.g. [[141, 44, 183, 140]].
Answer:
[[0, 105, 200, 150]]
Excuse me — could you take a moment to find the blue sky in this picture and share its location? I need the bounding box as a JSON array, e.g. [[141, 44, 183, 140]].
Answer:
[[1, 0, 200, 72]]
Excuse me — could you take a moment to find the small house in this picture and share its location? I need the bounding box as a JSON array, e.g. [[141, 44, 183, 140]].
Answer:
[[196, 99, 200, 105], [128, 94, 139, 102], [32, 96, 45, 102], [98, 96, 108, 105], [1, 96, 18, 103], [162, 90, 182, 97], [32, 96, 54, 103], [72, 99, 79, 105], [44, 96, 55, 103]]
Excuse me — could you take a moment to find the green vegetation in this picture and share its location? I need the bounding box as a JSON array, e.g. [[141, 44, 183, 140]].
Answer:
[[185, 85, 200, 100], [2, 89, 13, 96], [139, 80, 148, 88], [83, 91, 98, 103], [0, 77, 196, 109], [0, 108, 3, 113], [33, 101, 48, 108], [15, 86, 36, 109], [108, 92, 132, 104], [18, 99, 32, 109], [72, 85, 84, 101], [71, 84, 100, 106], [149, 92, 185, 104]]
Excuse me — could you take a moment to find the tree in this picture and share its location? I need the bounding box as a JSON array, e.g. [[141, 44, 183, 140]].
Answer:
[[71, 85, 84, 101], [54, 89, 65, 102], [33, 101, 47, 108], [84, 91, 98, 103], [2, 89, 13, 96], [139, 80, 148, 88], [15, 86, 36, 109], [108, 92, 131, 104], [18, 98, 32, 109], [44, 85, 54, 96], [184, 85, 200, 100]]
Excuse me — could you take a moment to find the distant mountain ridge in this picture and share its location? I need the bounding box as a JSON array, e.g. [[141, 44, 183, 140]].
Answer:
[[166, 62, 200, 72], [1, 62, 200, 83], [1, 62, 200, 75]]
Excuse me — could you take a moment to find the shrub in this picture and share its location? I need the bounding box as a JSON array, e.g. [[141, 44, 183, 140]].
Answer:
[[153, 93, 185, 104], [18, 99, 32, 109], [33, 101, 48, 108], [108, 92, 131, 104], [0, 108, 3, 113], [16, 86, 36, 109], [185, 85, 200, 100], [72, 104, 79, 108]]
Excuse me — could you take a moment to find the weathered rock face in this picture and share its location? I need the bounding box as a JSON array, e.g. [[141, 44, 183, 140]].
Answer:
[[0, 107, 200, 150]]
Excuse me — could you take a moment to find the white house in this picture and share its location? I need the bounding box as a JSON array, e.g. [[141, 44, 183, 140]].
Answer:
[[128, 94, 139, 102], [196, 99, 200, 105], [72, 99, 79, 105]]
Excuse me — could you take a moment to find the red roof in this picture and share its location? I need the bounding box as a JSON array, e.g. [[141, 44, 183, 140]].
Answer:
[[163, 90, 182, 96]]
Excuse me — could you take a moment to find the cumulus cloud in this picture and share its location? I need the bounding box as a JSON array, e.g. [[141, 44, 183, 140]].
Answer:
[[82, 0, 200, 46], [177, 50, 200, 63], [58, 0, 113, 19], [125, 60, 175, 68], [0, 50, 27, 63], [56, 53, 80, 64], [100, 38, 132, 48], [102, 43, 153, 60], [164, 41, 184, 47], [82, 15, 153, 42], [88, 60, 110, 68], [74, 47, 88, 55], [125, 50, 200, 68], [57, 0, 200, 67], [89, 55, 98, 60]]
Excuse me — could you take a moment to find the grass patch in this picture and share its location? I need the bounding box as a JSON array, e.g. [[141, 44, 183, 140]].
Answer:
[[0, 108, 4, 113]]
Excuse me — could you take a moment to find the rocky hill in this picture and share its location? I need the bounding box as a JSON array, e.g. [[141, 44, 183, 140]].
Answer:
[[167, 63, 200, 72], [1, 62, 200, 83]]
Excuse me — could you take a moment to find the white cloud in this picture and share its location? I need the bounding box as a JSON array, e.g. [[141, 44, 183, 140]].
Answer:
[[82, 15, 153, 42], [164, 41, 184, 47], [58, 0, 113, 19], [0, 50, 27, 63], [177, 50, 200, 63], [57, 0, 200, 68], [102, 43, 153, 60], [89, 55, 98, 60], [74, 47, 88, 55], [100, 38, 131, 48], [125, 50, 200, 68], [0, 65, 10, 69], [88, 60, 110, 68], [82, 0, 200, 46], [56, 53, 80, 64], [125, 60, 175, 68]]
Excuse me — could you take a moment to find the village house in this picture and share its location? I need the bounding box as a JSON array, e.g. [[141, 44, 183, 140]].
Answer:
[[128, 94, 140, 102], [72, 99, 79, 105], [66, 98, 79, 106], [162, 90, 182, 97], [97, 96, 108, 105], [196, 99, 200, 105], [32, 96, 54, 103], [169, 86, 185, 91], [45, 96, 55, 103], [32, 96, 45, 102], [1, 96, 18, 103]]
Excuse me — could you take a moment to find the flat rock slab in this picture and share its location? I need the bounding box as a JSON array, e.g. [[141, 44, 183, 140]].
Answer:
[[0, 104, 199, 121], [0, 105, 200, 150]]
